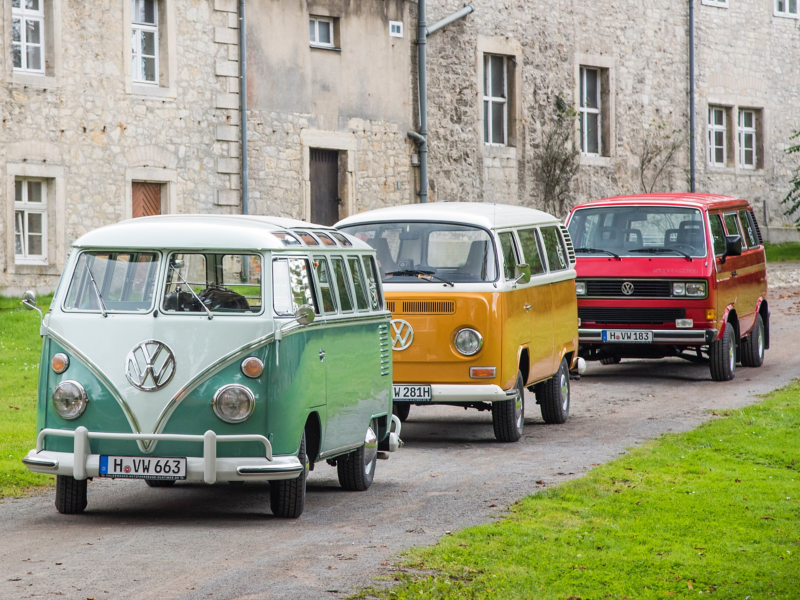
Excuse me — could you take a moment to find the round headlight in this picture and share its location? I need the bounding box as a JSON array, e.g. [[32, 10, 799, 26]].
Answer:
[[575, 281, 587, 296], [454, 328, 483, 356], [51, 353, 70, 374], [241, 356, 264, 379], [52, 381, 88, 420], [212, 384, 255, 423]]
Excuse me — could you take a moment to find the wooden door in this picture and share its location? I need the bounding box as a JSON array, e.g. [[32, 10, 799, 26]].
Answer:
[[310, 149, 339, 226], [132, 182, 162, 218]]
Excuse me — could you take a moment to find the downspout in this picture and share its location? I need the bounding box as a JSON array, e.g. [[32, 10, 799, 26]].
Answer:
[[239, 0, 249, 214], [689, 0, 696, 193], [408, 3, 475, 203]]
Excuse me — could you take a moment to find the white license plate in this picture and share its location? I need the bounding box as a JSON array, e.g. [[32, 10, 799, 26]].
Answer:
[[99, 455, 187, 480], [393, 385, 432, 401], [602, 330, 653, 343]]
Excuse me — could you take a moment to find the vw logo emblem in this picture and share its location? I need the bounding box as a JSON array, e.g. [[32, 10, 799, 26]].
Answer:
[[390, 319, 414, 351], [621, 281, 635, 296], [125, 340, 176, 391]]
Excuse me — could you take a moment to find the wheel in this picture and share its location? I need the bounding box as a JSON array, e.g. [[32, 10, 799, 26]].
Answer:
[[270, 432, 308, 518], [392, 402, 410, 422], [337, 425, 378, 491], [536, 358, 571, 424], [55, 475, 87, 515], [599, 356, 621, 365], [710, 324, 736, 381], [492, 370, 524, 442], [145, 479, 176, 488], [741, 314, 765, 368]]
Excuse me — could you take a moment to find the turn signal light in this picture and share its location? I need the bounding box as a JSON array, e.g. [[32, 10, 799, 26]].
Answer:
[[469, 367, 496, 379], [241, 356, 264, 379], [705, 309, 716, 321], [51, 353, 70, 374]]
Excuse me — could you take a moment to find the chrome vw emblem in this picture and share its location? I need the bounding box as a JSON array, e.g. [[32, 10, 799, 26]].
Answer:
[[621, 281, 635, 296], [125, 340, 176, 391], [390, 319, 414, 351]]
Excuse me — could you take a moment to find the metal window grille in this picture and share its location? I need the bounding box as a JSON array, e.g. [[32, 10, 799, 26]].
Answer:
[[11, 0, 45, 74], [738, 109, 757, 169], [483, 54, 508, 146], [309, 17, 335, 48], [14, 179, 47, 262], [708, 107, 727, 166], [131, 0, 158, 84], [579, 67, 601, 155]]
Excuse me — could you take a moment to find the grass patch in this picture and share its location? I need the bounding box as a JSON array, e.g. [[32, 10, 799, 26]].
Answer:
[[0, 294, 54, 498], [764, 241, 800, 262], [365, 384, 800, 599]]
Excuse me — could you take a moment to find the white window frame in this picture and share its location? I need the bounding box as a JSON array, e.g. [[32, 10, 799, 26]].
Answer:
[[775, 0, 799, 17], [11, 0, 45, 74], [14, 178, 48, 264], [701, 0, 729, 7], [738, 109, 757, 169], [708, 107, 727, 167], [131, 0, 159, 84], [309, 16, 335, 49], [483, 54, 508, 147], [579, 66, 601, 156], [389, 21, 403, 38]]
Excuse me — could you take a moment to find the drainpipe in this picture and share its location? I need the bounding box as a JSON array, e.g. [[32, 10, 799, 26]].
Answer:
[[689, 0, 696, 193], [239, 0, 249, 214], [408, 3, 475, 203]]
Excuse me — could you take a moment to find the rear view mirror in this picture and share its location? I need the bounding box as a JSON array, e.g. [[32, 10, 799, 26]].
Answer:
[[724, 235, 743, 260], [514, 263, 531, 285], [22, 290, 37, 310], [171, 258, 185, 270], [295, 304, 315, 326]]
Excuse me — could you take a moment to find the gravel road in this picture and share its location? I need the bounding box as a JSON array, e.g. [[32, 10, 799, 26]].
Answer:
[[2, 265, 799, 600]]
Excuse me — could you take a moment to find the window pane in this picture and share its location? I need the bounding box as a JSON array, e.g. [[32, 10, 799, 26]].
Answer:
[[272, 258, 315, 316], [12, 45, 22, 69], [27, 45, 42, 71], [27, 212, 42, 234], [580, 68, 585, 108], [26, 19, 41, 44], [778, 0, 786, 10], [313, 257, 337, 313], [14, 212, 24, 255], [541, 226, 568, 271], [27, 181, 42, 203], [491, 101, 505, 144], [790, 0, 797, 13], [714, 109, 724, 126], [348, 257, 370, 311], [15, 180, 23, 203], [490, 55, 505, 98], [709, 214, 727, 255], [318, 20, 331, 44], [362, 256, 382, 310], [580, 113, 586, 152], [516, 229, 546, 275], [26, 0, 40, 10], [27, 234, 43, 256], [498, 232, 518, 280], [586, 113, 599, 154], [483, 100, 489, 143], [142, 57, 156, 82], [142, 31, 155, 56], [739, 210, 758, 247], [743, 111, 753, 128], [723, 213, 742, 238], [332, 257, 354, 312], [143, 0, 155, 24], [714, 146, 724, 165], [13, 0, 21, 8], [584, 69, 598, 109], [744, 149, 754, 166], [309, 19, 316, 42], [12, 18, 22, 43], [743, 132, 754, 151]]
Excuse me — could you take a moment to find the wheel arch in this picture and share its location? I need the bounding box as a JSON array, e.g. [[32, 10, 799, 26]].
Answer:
[[518, 346, 530, 385], [304, 411, 322, 469], [758, 298, 770, 349]]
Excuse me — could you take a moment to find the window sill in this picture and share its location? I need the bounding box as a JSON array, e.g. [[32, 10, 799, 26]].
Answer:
[[773, 11, 799, 19], [483, 145, 516, 159], [129, 83, 177, 99], [701, 0, 729, 7], [13, 262, 61, 275], [579, 154, 613, 167], [12, 72, 60, 89], [310, 44, 341, 52]]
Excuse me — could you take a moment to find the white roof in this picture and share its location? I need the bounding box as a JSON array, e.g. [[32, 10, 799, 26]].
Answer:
[[72, 214, 371, 251], [336, 202, 560, 231]]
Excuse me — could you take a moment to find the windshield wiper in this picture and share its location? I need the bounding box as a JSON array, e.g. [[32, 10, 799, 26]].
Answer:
[[629, 247, 693, 262], [82, 256, 108, 318], [574, 247, 621, 260], [170, 265, 214, 320], [385, 269, 455, 287]]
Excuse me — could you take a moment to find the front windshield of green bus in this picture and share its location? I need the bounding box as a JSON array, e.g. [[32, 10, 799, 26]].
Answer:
[[567, 206, 707, 258], [338, 222, 498, 283]]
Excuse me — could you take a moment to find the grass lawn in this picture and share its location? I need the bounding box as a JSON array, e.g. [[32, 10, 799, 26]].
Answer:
[[0, 294, 54, 498], [363, 383, 800, 599], [764, 241, 800, 262]]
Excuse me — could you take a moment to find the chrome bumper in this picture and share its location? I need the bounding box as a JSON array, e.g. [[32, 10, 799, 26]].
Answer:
[[22, 427, 303, 483], [579, 328, 718, 344], [394, 384, 515, 404]]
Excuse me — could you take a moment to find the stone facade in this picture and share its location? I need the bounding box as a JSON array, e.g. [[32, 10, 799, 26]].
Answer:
[[1, 0, 798, 294]]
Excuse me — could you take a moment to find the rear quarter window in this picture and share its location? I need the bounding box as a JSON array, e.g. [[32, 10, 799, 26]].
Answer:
[[540, 226, 569, 272]]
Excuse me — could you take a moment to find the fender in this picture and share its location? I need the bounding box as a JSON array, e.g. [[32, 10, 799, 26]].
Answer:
[[716, 304, 737, 341], [755, 296, 770, 349]]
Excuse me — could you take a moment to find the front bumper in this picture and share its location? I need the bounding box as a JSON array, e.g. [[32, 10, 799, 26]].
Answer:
[[22, 427, 303, 483], [579, 328, 718, 344], [394, 384, 516, 404]]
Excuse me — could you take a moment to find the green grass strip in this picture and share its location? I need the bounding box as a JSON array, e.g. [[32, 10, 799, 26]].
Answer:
[[0, 295, 54, 498], [363, 383, 800, 599], [764, 241, 800, 262]]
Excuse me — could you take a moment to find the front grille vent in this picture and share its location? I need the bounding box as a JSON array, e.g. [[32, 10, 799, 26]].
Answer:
[[397, 301, 456, 314], [579, 307, 686, 325], [378, 324, 390, 377], [584, 279, 672, 298]]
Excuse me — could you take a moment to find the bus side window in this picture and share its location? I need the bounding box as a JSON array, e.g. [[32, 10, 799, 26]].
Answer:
[[708, 214, 727, 256]]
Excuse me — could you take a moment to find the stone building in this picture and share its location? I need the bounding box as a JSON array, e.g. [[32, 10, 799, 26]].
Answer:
[[1, 0, 798, 294]]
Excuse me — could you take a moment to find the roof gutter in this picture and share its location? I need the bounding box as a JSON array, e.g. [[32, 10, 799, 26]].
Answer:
[[239, 0, 249, 215]]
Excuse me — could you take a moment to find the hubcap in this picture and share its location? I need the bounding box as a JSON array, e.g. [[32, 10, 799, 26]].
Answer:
[[363, 426, 377, 477], [757, 330, 764, 359], [514, 378, 524, 431], [560, 373, 569, 411], [728, 341, 735, 372]]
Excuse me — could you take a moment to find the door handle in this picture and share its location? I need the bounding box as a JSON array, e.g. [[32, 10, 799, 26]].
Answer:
[[523, 304, 532, 311], [731, 271, 738, 277], [319, 349, 326, 362]]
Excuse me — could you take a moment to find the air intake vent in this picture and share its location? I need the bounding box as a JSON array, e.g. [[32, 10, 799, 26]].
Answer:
[[560, 225, 577, 267], [378, 324, 391, 377], [386, 301, 396, 312], [401, 301, 456, 314]]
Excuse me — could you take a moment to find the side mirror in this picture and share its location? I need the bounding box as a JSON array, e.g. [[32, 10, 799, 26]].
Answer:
[[170, 258, 185, 270], [513, 263, 531, 285], [22, 290, 37, 310], [294, 304, 315, 326], [724, 235, 743, 259]]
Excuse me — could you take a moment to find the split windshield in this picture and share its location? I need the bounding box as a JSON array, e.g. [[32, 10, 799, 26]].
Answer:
[[567, 206, 708, 258], [64, 252, 160, 312], [338, 222, 498, 283]]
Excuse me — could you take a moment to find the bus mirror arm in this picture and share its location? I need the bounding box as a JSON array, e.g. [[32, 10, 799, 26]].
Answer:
[[512, 264, 531, 287], [22, 290, 43, 322]]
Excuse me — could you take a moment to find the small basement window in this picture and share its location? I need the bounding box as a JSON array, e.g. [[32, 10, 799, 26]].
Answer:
[[309, 16, 336, 49]]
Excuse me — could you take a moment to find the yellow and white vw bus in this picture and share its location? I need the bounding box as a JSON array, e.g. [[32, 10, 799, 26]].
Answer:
[[337, 203, 581, 442]]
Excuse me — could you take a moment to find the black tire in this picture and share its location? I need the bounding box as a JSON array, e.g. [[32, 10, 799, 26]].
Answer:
[[599, 356, 621, 365], [741, 314, 765, 368], [337, 425, 378, 491], [270, 432, 307, 518], [55, 475, 87, 515], [144, 479, 176, 488], [536, 358, 571, 424], [492, 370, 524, 443], [710, 324, 736, 381], [392, 402, 411, 423]]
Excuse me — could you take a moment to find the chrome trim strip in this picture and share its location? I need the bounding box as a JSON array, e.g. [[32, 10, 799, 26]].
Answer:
[[237, 461, 303, 476], [578, 328, 717, 344], [22, 455, 59, 469], [318, 441, 364, 460]]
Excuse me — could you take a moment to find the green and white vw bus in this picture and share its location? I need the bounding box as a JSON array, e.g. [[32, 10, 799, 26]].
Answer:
[[21, 215, 399, 518]]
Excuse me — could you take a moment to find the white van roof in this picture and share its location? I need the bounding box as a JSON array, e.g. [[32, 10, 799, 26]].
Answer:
[[336, 202, 560, 231], [72, 214, 371, 251]]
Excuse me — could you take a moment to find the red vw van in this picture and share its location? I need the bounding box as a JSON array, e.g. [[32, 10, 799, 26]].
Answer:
[[565, 194, 768, 381]]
